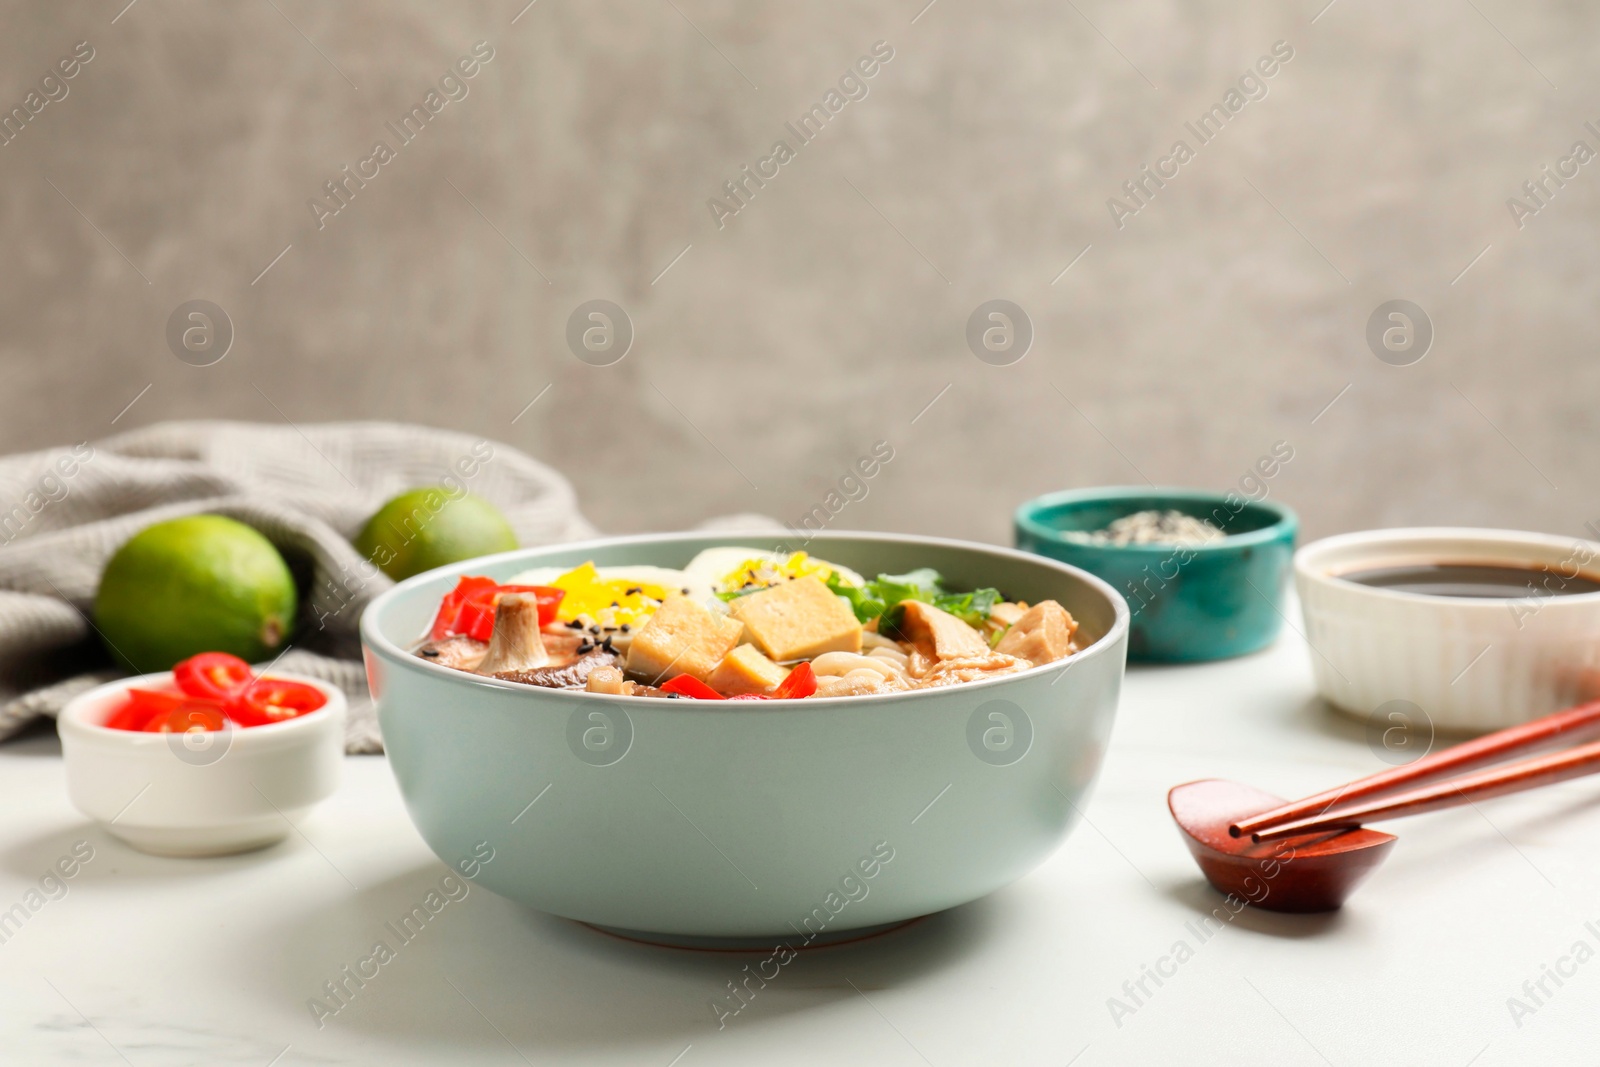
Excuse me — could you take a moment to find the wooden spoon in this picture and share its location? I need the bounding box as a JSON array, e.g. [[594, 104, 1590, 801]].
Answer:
[[1169, 698, 1600, 912]]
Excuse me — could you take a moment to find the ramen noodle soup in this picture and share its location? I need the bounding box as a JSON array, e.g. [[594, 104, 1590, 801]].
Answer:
[[413, 548, 1080, 699]]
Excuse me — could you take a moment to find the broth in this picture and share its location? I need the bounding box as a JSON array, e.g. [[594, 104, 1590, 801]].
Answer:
[[1337, 562, 1600, 599]]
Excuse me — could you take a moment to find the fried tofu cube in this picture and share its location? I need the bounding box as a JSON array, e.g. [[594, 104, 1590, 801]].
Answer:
[[706, 644, 788, 696], [994, 600, 1078, 664], [728, 576, 862, 662], [625, 596, 745, 683]]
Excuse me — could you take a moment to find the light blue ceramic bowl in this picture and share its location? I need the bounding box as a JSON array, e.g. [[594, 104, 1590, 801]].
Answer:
[[360, 532, 1128, 942]]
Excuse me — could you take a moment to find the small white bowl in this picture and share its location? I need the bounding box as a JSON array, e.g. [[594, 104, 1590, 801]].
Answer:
[[58, 672, 346, 856], [1296, 527, 1600, 733]]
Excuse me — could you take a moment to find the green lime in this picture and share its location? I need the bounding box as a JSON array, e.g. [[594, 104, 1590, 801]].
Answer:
[[354, 489, 518, 581], [94, 515, 298, 674]]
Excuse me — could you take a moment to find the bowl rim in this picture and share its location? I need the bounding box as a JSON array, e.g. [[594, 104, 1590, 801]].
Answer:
[[1295, 526, 1600, 607], [58, 670, 347, 745], [1014, 486, 1298, 554], [359, 529, 1131, 707]]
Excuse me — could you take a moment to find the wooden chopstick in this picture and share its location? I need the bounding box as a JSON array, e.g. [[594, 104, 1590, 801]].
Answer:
[[1231, 698, 1600, 839], [1252, 735, 1600, 841]]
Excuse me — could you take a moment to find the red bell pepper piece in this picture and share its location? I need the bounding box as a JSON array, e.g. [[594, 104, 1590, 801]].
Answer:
[[659, 675, 726, 700], [772, 662, 818, 700], [430, 578, 564, 642], [429, 576, 499, 640], [723, 662, 820, 701], [452, 588, 499, 642]]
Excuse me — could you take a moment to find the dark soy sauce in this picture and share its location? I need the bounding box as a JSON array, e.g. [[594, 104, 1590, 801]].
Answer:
[[1339, 562, 1600, 599]]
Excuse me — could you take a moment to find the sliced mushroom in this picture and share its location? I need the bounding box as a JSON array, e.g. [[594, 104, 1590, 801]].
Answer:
[[585, 666, 629, 695], [582, 667, 675, 698], [539, 631, 586, 662], [495, 648, 621, 689], [474, 594, 550, 675], [414, 634, 488, 672]]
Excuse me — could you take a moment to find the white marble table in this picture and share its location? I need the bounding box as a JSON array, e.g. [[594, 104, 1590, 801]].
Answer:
[[4, 622, 1598, 1066]]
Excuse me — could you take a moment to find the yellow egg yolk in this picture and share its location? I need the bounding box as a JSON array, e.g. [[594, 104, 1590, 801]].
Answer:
[[551, 562, 671, 626], [714, 552, 838, 594]]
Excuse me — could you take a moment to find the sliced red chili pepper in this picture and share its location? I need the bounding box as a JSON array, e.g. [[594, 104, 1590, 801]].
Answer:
[[429, 576, 500, 640], [105, 688, 206, 731], [772, 662, 818, 700], [104, 703, 152, 731], [173, 652, 255, 701], [228, 678, 327, 727], [142, 702, 229, 734], [659, 675, 726, 700]]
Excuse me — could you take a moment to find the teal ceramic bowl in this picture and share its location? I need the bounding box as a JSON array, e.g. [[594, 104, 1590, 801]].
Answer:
[[1015, 488, 1297, 663], [360, 532, 1128, 942]]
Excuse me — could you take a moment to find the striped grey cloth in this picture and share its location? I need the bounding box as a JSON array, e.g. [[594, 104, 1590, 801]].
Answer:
[[0, 421, 595, 753]]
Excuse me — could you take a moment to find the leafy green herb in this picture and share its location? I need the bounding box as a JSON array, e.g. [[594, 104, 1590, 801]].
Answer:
[[933, 586, 1002, 629], [826, 570, 886, 622], [826, 569, 1001, 629]]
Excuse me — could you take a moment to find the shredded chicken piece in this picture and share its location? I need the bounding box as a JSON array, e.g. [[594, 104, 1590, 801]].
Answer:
[[994, 600, 1079, 664], [984, 601, 1029, 641], [911, 652, 1033, 688], [474, 594, 550, 675], [988, 602, 1029, 629], [899, 601, 991, 661], [850, 667, 909, 690]]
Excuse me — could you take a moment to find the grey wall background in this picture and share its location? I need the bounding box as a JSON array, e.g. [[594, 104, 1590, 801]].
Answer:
[[2, 0, 1596, 545]]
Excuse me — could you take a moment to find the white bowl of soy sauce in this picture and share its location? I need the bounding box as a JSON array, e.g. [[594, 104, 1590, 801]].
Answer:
[[1296, 528, 1600, 733]]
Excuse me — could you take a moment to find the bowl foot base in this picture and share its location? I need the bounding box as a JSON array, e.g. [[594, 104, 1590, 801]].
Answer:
[[103, 822, 291, 857], [579, 916, 927, 952]]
